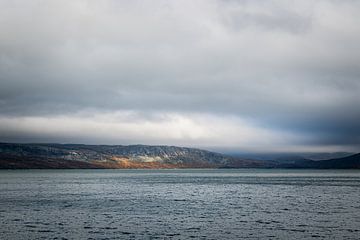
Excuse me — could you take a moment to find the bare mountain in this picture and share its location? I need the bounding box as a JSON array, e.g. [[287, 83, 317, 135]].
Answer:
[[0, 143, 269, 169], [0, 143, 358, 169]]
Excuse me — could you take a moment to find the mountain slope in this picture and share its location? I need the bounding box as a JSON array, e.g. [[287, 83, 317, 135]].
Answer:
[[300, 153, 360, 169], [0, 143, 358, 169], [0, 143, 267, 169]]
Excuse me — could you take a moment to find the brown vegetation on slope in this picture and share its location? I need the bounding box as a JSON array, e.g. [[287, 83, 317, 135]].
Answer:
[[91, 156, 218, 169], [0, 155, 104, 169]]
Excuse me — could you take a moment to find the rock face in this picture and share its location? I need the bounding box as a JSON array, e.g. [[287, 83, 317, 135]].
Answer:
[[0, 143, 359, 169]]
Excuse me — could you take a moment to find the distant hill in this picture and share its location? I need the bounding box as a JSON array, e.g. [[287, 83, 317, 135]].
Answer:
[[0, 143, 269, 169], [0, 143, 358, 169], [228, 152, 355, 161], [298, 153, 360, 169], [301, 152, 355, 161]]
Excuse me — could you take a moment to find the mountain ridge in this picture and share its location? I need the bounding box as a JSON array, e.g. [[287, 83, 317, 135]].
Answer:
[[0, 142, 264, 169], [0, 143, 359, 169]]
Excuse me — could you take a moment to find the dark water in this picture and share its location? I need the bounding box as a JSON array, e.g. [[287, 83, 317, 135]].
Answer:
[[0, 169, 360, 239]]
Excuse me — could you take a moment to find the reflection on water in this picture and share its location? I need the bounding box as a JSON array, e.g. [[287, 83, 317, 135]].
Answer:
[[0, 169, 359, 239]]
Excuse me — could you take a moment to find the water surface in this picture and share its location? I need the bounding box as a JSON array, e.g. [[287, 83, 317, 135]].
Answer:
[[0, 169, 359, 239]]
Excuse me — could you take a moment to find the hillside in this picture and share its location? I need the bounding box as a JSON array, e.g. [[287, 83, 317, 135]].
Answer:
[[0, 143, 269, 169], [0, 143, 358, 169], [300, 153, 360, 169]]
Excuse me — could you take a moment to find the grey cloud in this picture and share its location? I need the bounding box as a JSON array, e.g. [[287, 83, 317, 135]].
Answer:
[[0, 0, 360, 151], [220, 1, 313, 34]]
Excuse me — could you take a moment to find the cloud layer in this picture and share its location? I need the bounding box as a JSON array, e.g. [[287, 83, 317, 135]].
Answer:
[[0, 0, 359, 152]]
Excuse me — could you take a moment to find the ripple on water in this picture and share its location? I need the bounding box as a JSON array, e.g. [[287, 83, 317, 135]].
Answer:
[[0, 169, 359, 240]]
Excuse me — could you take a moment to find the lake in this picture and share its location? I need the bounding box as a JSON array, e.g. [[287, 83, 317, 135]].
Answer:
[[0, 169, 359, 239]]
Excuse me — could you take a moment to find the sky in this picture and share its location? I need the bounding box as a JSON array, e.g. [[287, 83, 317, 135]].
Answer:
[[0, 0, 359, 153]]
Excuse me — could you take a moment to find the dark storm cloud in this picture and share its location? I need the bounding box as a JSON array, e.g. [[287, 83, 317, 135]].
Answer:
[[0, 0, 359, 151]]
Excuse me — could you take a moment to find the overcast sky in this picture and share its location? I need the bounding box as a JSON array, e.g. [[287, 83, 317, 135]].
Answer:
[[0, 0, 359, 153]]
